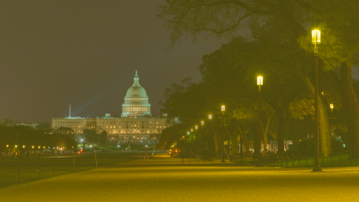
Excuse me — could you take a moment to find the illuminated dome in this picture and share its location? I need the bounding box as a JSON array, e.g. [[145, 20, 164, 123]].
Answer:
[[121, 71, 151, 117]]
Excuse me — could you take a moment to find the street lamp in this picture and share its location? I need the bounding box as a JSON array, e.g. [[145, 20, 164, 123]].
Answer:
[[6, 145, 9, 148], [207, 114, 213, 161], [187, 132, 190, 135], [256, 76, 264, 167], [195, 125, 198, 131], [23, 145, 25, 148], [330, 103, 334, 112], [221, 105, 226, 163], [191, 128, 193, 133], [15, 145, 18, 148], [201, 121, 204, 128], [312, 29, 322, 172]]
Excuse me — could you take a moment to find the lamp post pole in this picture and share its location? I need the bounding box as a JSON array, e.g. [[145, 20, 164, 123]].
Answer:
[[256, 76, 263, 167], [312, 29, 322, 172], [221, 105, 226, 163], [201, 121, 204, 160], [195, 125, 198, 160], [208, 115, 213, 161]]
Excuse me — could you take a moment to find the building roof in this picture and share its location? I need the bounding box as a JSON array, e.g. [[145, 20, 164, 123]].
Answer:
[[101, 113, 116, 119], [125, 70, 148, 99]]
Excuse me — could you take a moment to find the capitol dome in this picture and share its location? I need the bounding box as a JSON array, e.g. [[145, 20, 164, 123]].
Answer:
[[121, 71, 151, 118], [125, 84, 148, 99]]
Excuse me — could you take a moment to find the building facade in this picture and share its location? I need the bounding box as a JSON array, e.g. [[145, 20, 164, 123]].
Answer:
[[52, 71, 168, 145]]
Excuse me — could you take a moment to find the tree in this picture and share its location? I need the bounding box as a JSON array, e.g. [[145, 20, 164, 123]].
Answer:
[[158, 0, 359, 158], [99, 130, 108, 145], [83, 129, 98, 149]]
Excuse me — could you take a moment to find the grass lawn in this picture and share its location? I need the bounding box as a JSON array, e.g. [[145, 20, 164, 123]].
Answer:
[[0, 152, 138, 188]]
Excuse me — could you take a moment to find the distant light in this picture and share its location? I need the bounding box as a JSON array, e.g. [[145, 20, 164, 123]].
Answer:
[[201, 121, 204, 126], [221, 105, 225, 112], [257, 76, 263, 86], [312, 29, 321, 44], [208, 114, 212, 120]]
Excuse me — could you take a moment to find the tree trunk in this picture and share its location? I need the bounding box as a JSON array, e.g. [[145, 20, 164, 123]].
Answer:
[[293, 56, 331, 156], [253, 122, 261, 159], [340, 63, 359, 158], [277, 115, 285, 152], [263, 130, 267, 156], [211, 130, 220, 159], [262, 110, 274, 156], [231, 134, 238, 157], [318, 95, 331, 157]]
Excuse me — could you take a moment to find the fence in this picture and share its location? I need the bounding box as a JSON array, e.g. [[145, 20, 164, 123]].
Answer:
[[232, 151, 358, 168], [262, 151, 356, 167], [0, 151, 143, 188]]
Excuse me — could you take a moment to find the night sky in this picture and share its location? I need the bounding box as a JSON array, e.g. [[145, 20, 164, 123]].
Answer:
[[0, 1, 224, 122]]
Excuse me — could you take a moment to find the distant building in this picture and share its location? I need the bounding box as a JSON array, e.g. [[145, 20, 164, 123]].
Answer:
[[15, 122, 39, 129], [52, 71, 169, 145]]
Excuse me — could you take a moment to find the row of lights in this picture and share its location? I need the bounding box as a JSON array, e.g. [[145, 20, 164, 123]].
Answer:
[[187, 105, 226, 137], [5, 145, 67, 150]]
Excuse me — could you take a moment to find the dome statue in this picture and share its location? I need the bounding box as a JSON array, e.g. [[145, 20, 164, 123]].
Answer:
[[121, 70, 152, 118]]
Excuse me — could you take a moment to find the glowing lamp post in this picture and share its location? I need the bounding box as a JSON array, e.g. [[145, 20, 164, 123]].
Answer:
[[221, 105, 225, 114], [312, 30, 321, 53], [201, 121, 204, 128], [207, 114, 213, 161], [257, 76, 263, 90], [221, 105, 226, 163], [195, 125, 198, 132], [312, 29, 322, 172], [256, 76, 264, 167], [330, 103, 334, 112]]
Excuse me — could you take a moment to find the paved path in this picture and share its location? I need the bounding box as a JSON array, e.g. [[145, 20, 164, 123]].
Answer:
[[1, 154, 359, 202]]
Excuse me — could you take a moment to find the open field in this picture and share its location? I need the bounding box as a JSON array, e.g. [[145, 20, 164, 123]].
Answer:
[[0, 152, 143, 188], [1, 155, 359, 202]]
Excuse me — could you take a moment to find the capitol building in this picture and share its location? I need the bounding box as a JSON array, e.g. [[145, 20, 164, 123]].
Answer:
[[51, 71, 168, 146]]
